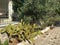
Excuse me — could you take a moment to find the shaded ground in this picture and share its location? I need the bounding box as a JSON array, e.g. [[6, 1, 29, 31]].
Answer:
[[27, 27, 60, 45]]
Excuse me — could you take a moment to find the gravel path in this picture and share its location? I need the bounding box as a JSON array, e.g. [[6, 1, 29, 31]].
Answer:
[[27, 27, 60, 45]]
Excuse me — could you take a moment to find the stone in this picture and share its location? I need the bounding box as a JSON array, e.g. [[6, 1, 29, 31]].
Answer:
[[17, 41, 25, 45], [0, 33, 9, 44], [17, 41, 30, 45], [33, 35, 40, 40], [10, 38, 19, 43], [41, 27, 50, 33]]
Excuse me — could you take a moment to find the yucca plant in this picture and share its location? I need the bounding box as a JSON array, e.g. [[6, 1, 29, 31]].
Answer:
[[0, 21, 41, 43]]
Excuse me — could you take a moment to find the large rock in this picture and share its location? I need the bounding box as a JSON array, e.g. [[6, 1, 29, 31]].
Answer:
[[0, 33, 9, 44]]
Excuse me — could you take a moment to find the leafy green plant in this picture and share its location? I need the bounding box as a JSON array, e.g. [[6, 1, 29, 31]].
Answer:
[[3, 39, 9, 45], [0, 21, 41, 43], [0, 40, 2, 45], [0, 39, 9, 45], [13, 0, 60, 24]]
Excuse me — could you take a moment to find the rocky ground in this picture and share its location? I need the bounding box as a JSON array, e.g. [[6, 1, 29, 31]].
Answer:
[[27, 27, 60, 45]]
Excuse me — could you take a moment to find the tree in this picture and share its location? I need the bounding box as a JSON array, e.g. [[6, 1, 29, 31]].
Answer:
[[13, 0, 60, 25]]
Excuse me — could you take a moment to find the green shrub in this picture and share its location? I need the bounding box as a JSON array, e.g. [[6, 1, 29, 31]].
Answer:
[[13, 0, 60, 24], [3, 39, 9, 45], [40, 15, 58, 28], [0, 21, 41, 43], [0, 40, 2, 45], [0, 39, 9, 45]]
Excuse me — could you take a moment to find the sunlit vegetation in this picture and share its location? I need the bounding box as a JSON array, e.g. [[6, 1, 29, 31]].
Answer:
[[0, 20, 41, 43]]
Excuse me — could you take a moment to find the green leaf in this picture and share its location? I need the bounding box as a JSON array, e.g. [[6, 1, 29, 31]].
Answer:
[[3, 39, 9, 45], [0, 40, 2, 45]]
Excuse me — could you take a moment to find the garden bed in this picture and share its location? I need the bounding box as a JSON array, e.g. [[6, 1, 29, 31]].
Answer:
[[0, 21, 54, 45]]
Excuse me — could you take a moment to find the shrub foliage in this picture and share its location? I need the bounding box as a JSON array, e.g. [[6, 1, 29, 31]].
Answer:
[[12, 0, 60, 25], [0, 21, 41, 43]]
